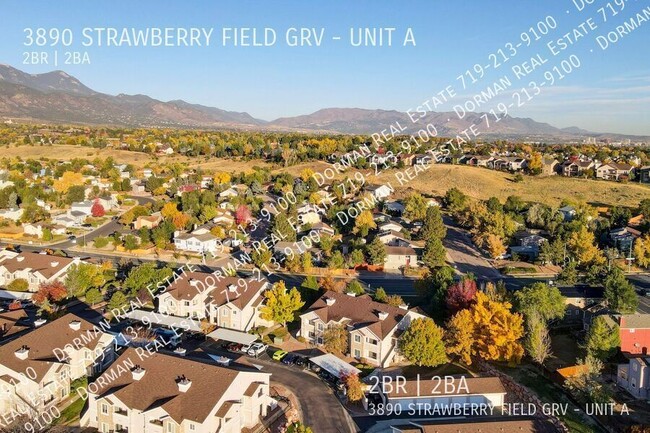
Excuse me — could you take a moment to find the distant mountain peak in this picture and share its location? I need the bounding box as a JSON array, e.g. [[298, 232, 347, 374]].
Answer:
[[0, 64, 644, 140]]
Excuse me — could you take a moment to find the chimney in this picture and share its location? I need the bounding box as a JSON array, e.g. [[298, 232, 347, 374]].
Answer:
[[15, 345, 29, 360], [16, 256, 25, 262], [346, 292, 356, 297], [69, 320, 81, 331], [50, 261, 59, 268], [131, 366, 146, 380], [177, 376, 192, 392], [378, 311, 389, 321], [325, 297, 336, 306]]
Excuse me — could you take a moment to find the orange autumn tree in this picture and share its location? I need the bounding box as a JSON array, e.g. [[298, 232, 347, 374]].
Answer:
[[32, 281, 68, 312], [446, 291, 524, 365]]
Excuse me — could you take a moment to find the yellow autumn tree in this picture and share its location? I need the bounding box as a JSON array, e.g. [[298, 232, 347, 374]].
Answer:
[[484, 233, 506, 259], [213, 171, 231, 185], [353, 210, 377, 237], [300, 168, 315, 182], [53, 171, 84, 193], [446, 291, 524, 365], [634, 234, 650, 268], [161, 202, 180, 219], [528, 152, 543, 174], [568, 225, 605, 266]]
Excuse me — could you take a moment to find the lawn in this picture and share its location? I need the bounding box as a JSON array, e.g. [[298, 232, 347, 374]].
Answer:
[[52, 396, 85, 425]]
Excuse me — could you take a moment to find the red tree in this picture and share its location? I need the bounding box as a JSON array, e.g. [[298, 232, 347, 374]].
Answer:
[[445, 277, 477, 314], [235, 204, 251, 225], [91, 200, 106, 217], [32, 281, 68, 306]]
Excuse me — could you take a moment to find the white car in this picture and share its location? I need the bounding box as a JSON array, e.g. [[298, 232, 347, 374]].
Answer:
[[247, 342, 268, 357], [241, 343, 252, 353]]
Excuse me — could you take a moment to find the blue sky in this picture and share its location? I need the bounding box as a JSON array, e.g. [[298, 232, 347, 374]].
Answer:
[[2, 0, 650, 134]]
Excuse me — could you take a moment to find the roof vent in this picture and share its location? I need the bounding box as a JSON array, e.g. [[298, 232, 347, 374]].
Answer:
[[50, 261, 59, 268], [378, 311, 389, 321], [325, 297, 336, 306], [398, 304, 408, 310], [227, 284, 237, 293], [189, 279, 199, 287], [346, 292, 356, 297], [174, 347, 187, 357], [16, 256, 25, 262], [15, 345, 29, 360], [34, 318, 47, 327], [69, 320, 81, 331], [177, 376, 191, 392], [132, 366, 146, 380]]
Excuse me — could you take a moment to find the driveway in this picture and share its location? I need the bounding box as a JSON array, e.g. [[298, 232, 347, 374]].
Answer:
[[252, 358, 358, 433], [442, 215, 502, 281]]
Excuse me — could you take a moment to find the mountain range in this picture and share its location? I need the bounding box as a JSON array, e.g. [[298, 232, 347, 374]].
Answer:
[[0, 64, 644, 140]]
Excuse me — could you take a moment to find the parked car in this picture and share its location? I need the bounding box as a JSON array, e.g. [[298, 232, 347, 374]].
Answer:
[[68, 235, 77, 244], [281, 353, 298, 365], [247, 342, 268, 357], [241, 343, 252, 354], [153, 328, 181, 347], [295, 356, 307, 368], [226, 342, 243, 353], [272, 350, 288, 361]]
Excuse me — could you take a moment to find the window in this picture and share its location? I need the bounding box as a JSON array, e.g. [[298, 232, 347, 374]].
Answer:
[[223, 309, 229, 316], [317, 337, 323, 344], [366, 337, 378, 345], [183, 301, 190, 307], [101, 423, 109, 433], [189, 424, 195, 431], [317, 323, 324, 331], [354, 335, 361, 343], [354, 349, 361, 358], [167, 423, 175, 433], [368, 351, 378, 359], [101, 403, 109, 415]]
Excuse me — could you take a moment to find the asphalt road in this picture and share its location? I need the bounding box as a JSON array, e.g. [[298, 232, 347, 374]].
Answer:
[[252, 358, 357, 433]]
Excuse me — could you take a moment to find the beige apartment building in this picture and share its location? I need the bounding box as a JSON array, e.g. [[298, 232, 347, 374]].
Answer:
[[0, 314, 115, 421], [156, 271, 272, 331], [299, 292, 427, 367], [81, 348, 272, 433]]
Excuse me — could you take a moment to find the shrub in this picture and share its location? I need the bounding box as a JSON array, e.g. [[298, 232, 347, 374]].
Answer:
[[93, 237, 109, 248], [8, 278, 29, 292]]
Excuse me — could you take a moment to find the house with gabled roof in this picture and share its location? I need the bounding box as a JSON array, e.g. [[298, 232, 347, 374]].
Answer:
[[156, 271, 272, 331], [299, 292, 427, 367], [0, 313, 114, 419], [596, 162, 635, 181], [0, 251, 82, 292], [80, 348, 272, 433]]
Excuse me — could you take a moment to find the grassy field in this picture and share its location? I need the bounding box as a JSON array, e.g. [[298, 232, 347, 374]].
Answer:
[[4, 144, 650, 207], [376, 164, 650, 208]]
